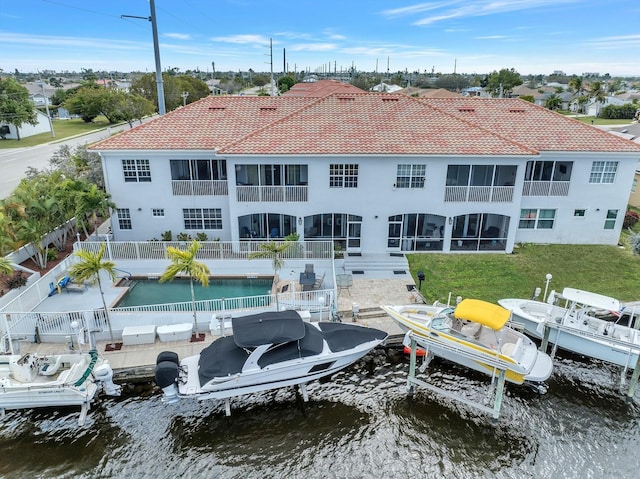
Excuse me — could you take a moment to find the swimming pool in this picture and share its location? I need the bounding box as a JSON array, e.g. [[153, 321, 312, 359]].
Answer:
[[115, 277, 273, 308]]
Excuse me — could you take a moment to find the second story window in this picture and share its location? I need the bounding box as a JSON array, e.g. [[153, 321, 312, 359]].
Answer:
[[170, 159, 227, 181], [122, 159, 151, 182], [396, 164, 426, 188], [589, 161, 618, 184], [330, 164, 358, 188]]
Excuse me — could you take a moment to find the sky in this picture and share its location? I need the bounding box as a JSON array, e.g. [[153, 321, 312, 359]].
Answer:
[[1, 0, 639, 77]]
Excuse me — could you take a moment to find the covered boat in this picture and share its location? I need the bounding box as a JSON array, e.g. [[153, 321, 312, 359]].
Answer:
[[0, 349, 121, 425], [382, 299, 553, 387], [155, 310, 387, 413], [500, 287, 640, 369]]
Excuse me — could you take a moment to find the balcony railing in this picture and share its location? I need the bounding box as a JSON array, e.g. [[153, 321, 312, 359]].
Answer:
[[171, 180, 228, 196], [522, 180, 570, 197], [444, 185, 514, 202], [236, 185, 308, 202]]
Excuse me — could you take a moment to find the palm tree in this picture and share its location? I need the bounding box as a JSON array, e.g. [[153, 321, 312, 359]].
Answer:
[[545, 94, 562, 111], [589, 81, 606, 116], [0, 257, 14, 275], [248, 241, 292, 277], [160, 240, 210, 337], [68, 243, 117, 344]]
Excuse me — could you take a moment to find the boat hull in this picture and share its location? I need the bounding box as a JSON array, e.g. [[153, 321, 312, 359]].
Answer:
[[500, 297, 640, 369], [383, 304, 553, 385], [178, 340, 382, 401]]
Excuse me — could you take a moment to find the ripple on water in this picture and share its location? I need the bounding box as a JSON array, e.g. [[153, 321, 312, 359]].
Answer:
[[2, 349, 640, 478]]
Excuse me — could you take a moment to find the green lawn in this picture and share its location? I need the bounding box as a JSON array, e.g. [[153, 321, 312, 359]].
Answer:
[[0, 117, 115, 149], [567, 116, 634, 126], [408, 243, 640, 305]]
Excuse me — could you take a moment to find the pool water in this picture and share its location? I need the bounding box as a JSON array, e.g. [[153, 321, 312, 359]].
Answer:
[[115, 277, 273, 307]]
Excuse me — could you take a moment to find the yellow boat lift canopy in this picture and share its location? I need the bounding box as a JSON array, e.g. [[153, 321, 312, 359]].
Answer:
[[453, 299, 510, 330]]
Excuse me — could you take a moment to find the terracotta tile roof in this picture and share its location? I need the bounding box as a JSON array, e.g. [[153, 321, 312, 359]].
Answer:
[[283, 79, 365, 97], [90, 96, 316, 151], [221, 93, 535, 155], [91, 94, 640, 155], [423, 98, 640, 152]]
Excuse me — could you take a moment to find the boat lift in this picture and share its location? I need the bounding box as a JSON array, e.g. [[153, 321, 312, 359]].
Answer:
[[404, 332, 513, 421], [539, 321, 640, 402]]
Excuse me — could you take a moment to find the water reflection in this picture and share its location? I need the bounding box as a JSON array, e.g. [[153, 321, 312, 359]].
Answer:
[[1, 349, 640, 478]]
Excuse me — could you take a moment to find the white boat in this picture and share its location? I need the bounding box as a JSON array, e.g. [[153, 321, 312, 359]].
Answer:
[[0, 349, 121, 425], [499, 288, 640, 369], [155, 310, 388, 411], [381, 299, 553, 388]]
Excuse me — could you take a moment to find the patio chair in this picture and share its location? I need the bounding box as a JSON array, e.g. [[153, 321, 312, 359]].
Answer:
[[304, 264, 314, 274], [312, 272, 325, 290]]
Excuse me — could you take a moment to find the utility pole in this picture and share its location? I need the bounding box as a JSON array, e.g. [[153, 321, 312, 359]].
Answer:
[[37, 71, 54, 138], [121, 0, 165, 115], [268, 38, 274, 96], [181, 91, 189, 106]]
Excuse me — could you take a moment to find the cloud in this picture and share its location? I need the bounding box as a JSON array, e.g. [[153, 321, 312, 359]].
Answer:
[[0, 32, 144, 51], [163, 33, 192, 41], [288, 43, 337, 52], [475, 35, 510, 40], [585, 34, 640, 49], [209, 34, 272, 46], [383, 0, 580, 26]]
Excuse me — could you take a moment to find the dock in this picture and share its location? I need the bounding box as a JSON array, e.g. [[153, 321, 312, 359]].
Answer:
[[18, 276, 414, 383]]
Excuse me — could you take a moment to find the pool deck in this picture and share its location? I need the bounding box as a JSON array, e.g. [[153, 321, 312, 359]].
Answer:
[[18, 273, 416, 382]]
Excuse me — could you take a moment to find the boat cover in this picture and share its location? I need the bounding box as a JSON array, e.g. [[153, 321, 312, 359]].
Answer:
[[198, 336, 250, 385], [232, 310, 306, 348], [561, 288, 620, 312], [454, 299, 510, 330], [317, 322, 388, 352]]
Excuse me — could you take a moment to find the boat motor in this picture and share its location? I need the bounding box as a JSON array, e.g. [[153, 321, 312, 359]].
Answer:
[[155, 351, 181, 404], [94, 363, 122, 396]]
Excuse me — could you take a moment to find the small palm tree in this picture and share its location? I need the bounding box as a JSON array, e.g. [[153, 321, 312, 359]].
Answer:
[[68, 244, 117, 344], [0, 257, 14, 275], [160, 240, 210, 336], [248, 241, 292, 277]]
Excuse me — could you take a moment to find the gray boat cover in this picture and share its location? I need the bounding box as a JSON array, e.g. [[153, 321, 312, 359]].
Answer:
[[232, 310, 306, 348]]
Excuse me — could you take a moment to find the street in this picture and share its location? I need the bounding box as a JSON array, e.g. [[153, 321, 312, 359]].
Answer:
[[0, 118, 155, 199]]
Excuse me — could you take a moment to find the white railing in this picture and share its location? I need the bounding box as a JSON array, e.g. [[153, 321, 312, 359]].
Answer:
[[236, 185, 308, 202], [0, 256, 76, 314], [171, 180, 228, 196], [522, 181, 570, 197], [444, 185, 514, 202], [77, 240, 334, 261], [2, 289, 335, 344]]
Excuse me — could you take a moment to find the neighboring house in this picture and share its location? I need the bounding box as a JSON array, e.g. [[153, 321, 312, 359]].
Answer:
[[0, 110, 51, 139], [586, 96, 628, 117], [370, 82, 403, 93], [399, 87, 461, 98], [284, 79, 364, 97], [534, 91, 574, 110], [629, 164, 640, 208], [90, 94, 640, 255]]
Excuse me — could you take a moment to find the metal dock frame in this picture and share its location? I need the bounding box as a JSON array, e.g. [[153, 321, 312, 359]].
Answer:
[[539, 321, 640, 402], [405, 332, 510, 422]]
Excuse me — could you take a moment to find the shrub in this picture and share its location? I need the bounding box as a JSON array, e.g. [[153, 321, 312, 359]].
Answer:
[[624, 210, 640, 229], [161, 230, 172, 241], [6, 271, 28, 290], [195, 232, 208, 241], [630, 233, 640, 255], [176, 232, 192, 241], [46, 249, 58, 261]]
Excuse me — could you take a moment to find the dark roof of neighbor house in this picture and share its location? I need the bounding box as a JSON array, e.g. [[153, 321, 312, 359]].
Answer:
[[90, 93, 640, 155]]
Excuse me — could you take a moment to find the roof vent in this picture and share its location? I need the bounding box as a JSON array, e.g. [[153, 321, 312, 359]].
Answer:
[[458, 108, 475, 113], [336, 96, 355, 101], [260, 106, 277, 111], [209, 106, 226, 111], [381, 97, 399, 102], [509, 108, 526, 113]]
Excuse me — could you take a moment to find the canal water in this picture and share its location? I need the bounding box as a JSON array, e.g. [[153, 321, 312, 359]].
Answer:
[[1, 347, 639, 479]]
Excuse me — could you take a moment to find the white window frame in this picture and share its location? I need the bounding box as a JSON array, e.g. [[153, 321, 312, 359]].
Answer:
[[519, 208, 556, 229], [604, 209, 618, 230], [152, 209, 165, 218], [589, 161, 618, 184], [183, 208, 222, 230], [117, 208, 132, 230], [329, 164, 358, 188], [122, 159, 151, 183], [396, 164, 426, 188]]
